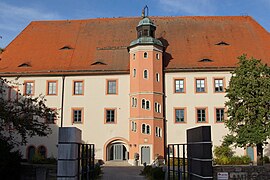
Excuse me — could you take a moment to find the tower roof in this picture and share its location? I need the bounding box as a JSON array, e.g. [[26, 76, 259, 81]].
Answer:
[[137, 17, 156, 27]]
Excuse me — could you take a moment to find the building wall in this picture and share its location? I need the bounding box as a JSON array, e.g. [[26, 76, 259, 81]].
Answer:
[[165, 71, 242, 153], [4, 74, 130, 160]]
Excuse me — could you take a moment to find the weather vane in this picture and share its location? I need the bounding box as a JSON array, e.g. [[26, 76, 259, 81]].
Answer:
[[141, 5, 149, 18]]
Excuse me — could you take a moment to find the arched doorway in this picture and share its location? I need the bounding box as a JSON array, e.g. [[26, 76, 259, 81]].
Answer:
[[105, 138, 129, 161]]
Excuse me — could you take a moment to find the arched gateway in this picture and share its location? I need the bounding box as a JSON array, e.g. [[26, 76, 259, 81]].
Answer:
[[104, 138, 129, 161]]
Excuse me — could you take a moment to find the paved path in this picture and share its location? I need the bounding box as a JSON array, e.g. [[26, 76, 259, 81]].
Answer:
[[100, 161, 146, 180]]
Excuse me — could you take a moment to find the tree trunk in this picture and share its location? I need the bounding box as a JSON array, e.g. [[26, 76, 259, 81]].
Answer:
[[257, 143, 263, 165]]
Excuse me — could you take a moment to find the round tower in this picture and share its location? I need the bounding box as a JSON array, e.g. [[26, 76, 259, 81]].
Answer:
[[128, 9, 164, 165]]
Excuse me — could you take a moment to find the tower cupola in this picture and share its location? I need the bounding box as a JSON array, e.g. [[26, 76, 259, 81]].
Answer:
[[128, 6, 163, 49]]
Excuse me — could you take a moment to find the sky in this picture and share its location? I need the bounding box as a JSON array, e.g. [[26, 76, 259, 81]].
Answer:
[[0, 0, 270, 48]]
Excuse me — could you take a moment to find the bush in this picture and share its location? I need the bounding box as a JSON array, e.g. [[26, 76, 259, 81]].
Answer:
[[141, 165, 165, 180], [30, 153, 57, 164], [214, 145, 234, 158], [0, 139, 22, 180], [263, 156, 270, 164], [169, 157, 188, 166], [214, 145, 251, 165]]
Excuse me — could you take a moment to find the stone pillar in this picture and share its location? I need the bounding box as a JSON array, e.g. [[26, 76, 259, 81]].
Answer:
[[57, 127, 82, 180]]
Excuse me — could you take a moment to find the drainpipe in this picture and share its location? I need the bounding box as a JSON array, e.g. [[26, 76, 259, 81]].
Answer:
[[60, 76, 65, 127]]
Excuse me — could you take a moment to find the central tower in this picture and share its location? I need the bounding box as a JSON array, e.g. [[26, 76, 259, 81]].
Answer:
[[128, 9, 164, 165]]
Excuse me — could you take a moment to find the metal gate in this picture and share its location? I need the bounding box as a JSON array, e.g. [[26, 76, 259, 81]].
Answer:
[[78, 143, 95, 180], [167, 126, 213, 180]]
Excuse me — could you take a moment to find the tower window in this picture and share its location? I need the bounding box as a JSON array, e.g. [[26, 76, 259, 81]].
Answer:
[[156, 73, 160, 82], [144, 52, 148, 58], [133, 54, 136, 60], [143, 29, 149, 36], [156, 53, 160, 60], [142, 99, 146, 109], [133, 69, 136, 77], [143, 70, 148, 79]]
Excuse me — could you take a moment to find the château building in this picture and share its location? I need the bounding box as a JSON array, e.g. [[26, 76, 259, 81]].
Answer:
[[1, 11, 270, 164]]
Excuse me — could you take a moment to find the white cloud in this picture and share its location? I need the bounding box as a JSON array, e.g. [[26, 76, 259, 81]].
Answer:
[[0, 2, 61, 32], [158, 0, 217, 15]]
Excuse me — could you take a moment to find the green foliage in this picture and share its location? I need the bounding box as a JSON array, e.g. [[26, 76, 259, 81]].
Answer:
[[225, 55, 270, 163], [141, 165, 165, 180], [214, 145, 234, 158], [0, 139, 22, 180], [214, 145, 251, 165], [263, 156, 270, 164], [169, 158, 187, 166], [0, 77, 56, 146]]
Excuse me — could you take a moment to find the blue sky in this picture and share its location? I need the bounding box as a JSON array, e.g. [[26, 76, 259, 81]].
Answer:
[[0, 0, 270, 48]]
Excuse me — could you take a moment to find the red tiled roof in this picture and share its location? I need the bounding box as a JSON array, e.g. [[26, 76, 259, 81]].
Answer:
[[0, 16, 270, 76]]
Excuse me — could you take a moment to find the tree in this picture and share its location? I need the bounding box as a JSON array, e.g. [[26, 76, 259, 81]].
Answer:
[[224, 54, 270, 165], [0, 77, 55, 146]]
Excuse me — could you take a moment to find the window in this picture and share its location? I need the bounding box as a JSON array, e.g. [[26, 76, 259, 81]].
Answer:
[[142, 99, 146, 109], [155, 102, 161, 113], [156, 73, 160, 82], [196, 108, 207, 123], [133, 69, 136, 77], [8, 86, 18, 101], [142, 124, 150, 134], [133, 54, 136, 60], [73, 81, 83, 95], [146, 100, 150, 110], [175, 79, 185, 93], [47, 81, 57, 95], [144, 52, 148, 58], [131, 121, 137, 132], [196, 78, 206, 93], [38, 146, 47, 158], [143, 70, 148, 79], [27, 146, 36, 161], [142, 99, 150, 110], [47, 110, 56, 124], [214, 78, 224, 92], [175, 109, 185, 123], [107, 80, 117, 94], [156, 53, 160, 60], [24, 81, 34, 95], [155, 127, 162, 137], [105, 109, 116, 123], [132, 97, 137, 107], [72, 109, 83, 123], [216, 108, 225, 122]]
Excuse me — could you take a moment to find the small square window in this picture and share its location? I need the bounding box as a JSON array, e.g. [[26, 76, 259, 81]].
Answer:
[[196, 108, 207, 122], [73, 109, 83, 123], [196, 79, 206, 93], [216, 108, 225, 122], [107, 80, 117, 94], [214, 79, 224, 92], [73, 81, 83, 95], [24, 81, 34, 95], [47, 81, 57, 95], [47, 110, 56, 124], [175, 79, 185, 93], [106, 109, 116, 123], [175, 109, 185, 123]]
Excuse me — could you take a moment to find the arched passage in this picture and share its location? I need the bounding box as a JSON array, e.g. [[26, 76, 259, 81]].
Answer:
[[104, 137, 129, 161]]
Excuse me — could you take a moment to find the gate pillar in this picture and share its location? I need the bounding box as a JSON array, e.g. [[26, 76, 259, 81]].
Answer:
[[187, 126, 213, 180], [57, 127, 82, 180]]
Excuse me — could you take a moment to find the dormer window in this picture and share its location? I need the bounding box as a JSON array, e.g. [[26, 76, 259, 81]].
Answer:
[[215, 41, 230, 46], [91, 61, 107, 65], [198, 58, 213, 62], [18, 63, 31, 67], [59, 46, 73, 50]]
